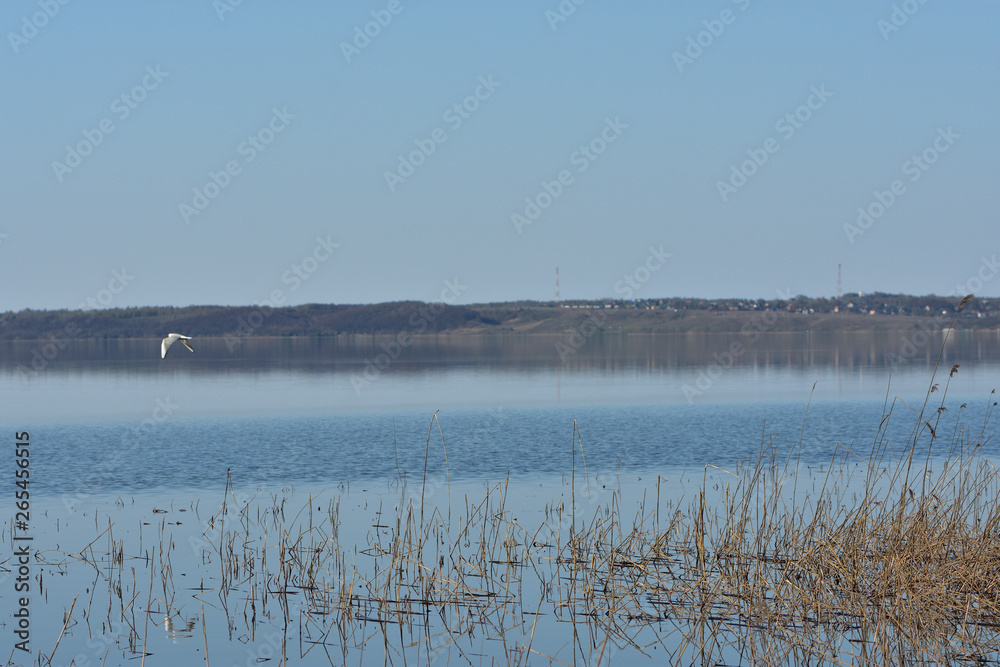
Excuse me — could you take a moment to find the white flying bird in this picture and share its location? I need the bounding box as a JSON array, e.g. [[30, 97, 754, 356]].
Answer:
[[161, 333, 194, 358]]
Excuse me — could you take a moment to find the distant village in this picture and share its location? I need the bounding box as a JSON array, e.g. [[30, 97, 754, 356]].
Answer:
[[535, 293, 997, 319]]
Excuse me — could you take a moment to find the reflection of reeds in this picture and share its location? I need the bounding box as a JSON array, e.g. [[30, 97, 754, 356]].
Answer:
[[49, 386, 1000, 664], [44, 299, 1000, 663], [190, 382, 995, 664]]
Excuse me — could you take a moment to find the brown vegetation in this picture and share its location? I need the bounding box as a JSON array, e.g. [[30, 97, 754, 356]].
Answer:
[[42, 369, 1000, 665]]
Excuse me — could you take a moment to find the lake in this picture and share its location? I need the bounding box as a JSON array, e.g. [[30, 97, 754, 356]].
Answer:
[[3, 330, 1000, 665]]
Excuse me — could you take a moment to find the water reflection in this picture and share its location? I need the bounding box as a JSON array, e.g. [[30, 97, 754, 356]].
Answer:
[[3, 329, 999, 376], [4, 332, 999, 493], [3, 332, 999, 423], [163, 612, 198, 643]]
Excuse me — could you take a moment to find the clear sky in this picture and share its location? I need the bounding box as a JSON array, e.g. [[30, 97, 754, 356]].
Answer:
[[3, 1, 998, 311]]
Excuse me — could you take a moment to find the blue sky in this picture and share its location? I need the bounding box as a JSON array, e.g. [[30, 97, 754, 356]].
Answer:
[[3, 1, 998, 311]]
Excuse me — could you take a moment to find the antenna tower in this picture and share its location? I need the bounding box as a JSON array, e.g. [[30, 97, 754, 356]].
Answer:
[[836, 264, 842, 300], [555, 267, 560, 305]]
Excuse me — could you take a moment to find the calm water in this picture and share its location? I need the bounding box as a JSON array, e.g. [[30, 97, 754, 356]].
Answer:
[[4, 331, 1000, 665], [3, 331, 1000, 493]]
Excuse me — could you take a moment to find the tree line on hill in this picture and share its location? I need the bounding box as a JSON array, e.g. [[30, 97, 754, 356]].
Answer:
[[0, 293, 993, 340], [0, 302, 491, 340]]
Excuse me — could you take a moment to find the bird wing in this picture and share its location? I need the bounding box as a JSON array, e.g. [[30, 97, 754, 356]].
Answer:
[[161, 333, 192, 358]]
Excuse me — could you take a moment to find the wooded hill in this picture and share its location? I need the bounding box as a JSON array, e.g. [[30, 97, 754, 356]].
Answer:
[[0, 302, 490, 340], [0, 294, 996, 340]]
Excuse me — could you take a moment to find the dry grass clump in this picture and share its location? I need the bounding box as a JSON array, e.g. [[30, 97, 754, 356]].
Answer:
[[679, 381, 1000, 665]]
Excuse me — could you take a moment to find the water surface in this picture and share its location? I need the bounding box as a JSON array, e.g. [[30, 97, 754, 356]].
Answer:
[[4, 331, 1000, 665], [3, 331, 998, 493]]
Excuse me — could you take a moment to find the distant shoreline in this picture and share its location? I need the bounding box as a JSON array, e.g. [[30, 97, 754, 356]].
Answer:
[[1, 296, 997, 341]]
